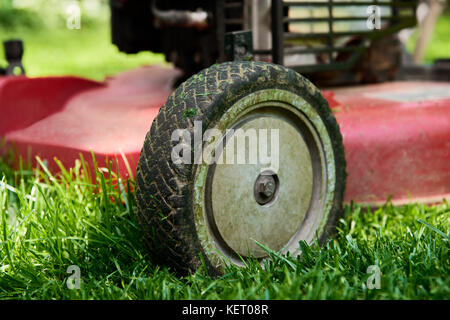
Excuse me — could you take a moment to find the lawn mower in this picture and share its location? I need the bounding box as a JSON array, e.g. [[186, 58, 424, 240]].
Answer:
[[1, 0, 449, 275]]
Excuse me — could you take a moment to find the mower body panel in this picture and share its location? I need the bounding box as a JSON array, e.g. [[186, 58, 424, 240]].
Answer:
[[1, 67, 449, 206], [0, 66, 179, 178], [331, 82, 450, 205]]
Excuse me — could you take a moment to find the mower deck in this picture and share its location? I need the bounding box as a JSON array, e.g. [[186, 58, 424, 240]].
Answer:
[[1, 66, 449, 205], [1, 66, 180, 180]]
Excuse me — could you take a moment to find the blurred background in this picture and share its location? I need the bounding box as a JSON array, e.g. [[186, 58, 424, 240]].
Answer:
[[0, 0, 165, 80], [0, 0, 449, 81]]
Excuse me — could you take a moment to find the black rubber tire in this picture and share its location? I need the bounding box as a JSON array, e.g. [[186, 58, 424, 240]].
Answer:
[[135, 61, 346, 276]]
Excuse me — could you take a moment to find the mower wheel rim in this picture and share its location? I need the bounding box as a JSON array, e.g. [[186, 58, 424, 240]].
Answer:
[[193, 89, 335, 269]]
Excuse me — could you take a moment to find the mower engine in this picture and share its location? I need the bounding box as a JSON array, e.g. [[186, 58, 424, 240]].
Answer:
[[110, 0, 420, 85], [111, 0, 224, 84]]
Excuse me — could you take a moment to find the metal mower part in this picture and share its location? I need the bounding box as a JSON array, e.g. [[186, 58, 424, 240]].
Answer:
[[3, 40, 25, 76], [110, 0, 418, 85]]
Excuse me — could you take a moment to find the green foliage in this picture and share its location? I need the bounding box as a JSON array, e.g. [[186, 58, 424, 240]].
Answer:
[[0, 0, 109, 30], [0, 6, 43, 30], [0, 21, 164, 81], [0, 157, 448, 299]]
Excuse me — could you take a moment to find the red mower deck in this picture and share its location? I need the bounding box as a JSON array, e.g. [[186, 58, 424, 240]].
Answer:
[[1, 66, 449, 206]]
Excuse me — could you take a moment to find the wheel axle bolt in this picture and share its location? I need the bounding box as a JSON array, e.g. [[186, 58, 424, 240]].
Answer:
[[256, 175, 276, 199]]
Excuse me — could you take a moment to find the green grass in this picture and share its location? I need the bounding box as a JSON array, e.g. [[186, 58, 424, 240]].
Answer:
[[0, 158, 448, 299], [0, 22, 165, 81]]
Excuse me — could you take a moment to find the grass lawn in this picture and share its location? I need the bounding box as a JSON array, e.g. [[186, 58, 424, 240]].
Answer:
[[0, 6, 449, 300], [0, 158, 448, 299], [0, 23, 165, 81]]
